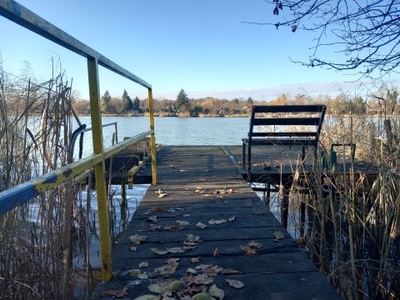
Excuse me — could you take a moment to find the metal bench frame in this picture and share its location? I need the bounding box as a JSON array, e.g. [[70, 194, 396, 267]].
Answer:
[[242, 104, 327, 181]]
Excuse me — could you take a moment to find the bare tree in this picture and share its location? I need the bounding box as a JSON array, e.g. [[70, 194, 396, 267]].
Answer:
[[246, 1, 400, 77]]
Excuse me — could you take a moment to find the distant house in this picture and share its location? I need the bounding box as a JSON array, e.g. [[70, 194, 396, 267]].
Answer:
[[230, 107, 243, 114], [217, 107, 230, 116]]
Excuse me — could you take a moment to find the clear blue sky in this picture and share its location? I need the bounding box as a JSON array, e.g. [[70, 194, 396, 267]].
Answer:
[[1, 0, 397, 100]]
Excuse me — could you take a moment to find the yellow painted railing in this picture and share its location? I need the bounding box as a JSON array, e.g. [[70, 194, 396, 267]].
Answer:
[[0, 0, 157, 281]]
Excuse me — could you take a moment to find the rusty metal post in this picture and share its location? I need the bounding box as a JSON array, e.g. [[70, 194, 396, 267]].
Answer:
[[147, 88, 157, 184], [87, 56, 112, 281]]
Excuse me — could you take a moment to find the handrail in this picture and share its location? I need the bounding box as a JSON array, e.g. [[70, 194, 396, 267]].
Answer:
[[70, 122, 120, 161], [0, 131, 150, 215], [70, 124, 87, 159], [0, 0, 157, 281], [0, 0, 151, 89]]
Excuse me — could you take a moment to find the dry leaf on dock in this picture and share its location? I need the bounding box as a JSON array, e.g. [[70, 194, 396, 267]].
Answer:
[[129, 234, 147, 244], [225, 279, 244, 289]]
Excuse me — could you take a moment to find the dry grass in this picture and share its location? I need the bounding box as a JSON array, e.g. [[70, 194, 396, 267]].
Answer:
[[0, 61, 100, 299], [286, 102, 400, 299]]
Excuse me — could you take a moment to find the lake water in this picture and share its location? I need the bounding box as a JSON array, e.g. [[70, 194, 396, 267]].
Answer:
[[74, 116, 250, 157]]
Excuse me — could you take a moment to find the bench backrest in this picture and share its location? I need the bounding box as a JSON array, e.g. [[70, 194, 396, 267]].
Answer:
[[248, 104, 327, 148]]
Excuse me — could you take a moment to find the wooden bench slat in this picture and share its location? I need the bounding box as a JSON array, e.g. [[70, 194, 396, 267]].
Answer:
[[252, 105, 326, 113], [250, 132, 318, 137], [242, 138, 316, 146], [252, 117, 322, 126]]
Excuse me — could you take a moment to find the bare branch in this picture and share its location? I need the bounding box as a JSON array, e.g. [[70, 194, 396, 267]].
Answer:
[[255, 0, 400, 77]]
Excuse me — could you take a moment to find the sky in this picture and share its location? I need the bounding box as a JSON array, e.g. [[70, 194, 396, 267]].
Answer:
[[1, 0, 398, 101]]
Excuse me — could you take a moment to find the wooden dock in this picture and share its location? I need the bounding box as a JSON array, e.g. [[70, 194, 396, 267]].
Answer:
[[91, 146, 342, 299]]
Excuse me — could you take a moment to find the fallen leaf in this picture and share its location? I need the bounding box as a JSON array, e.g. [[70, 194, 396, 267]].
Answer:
[[130, 246, 138, 252], [158, 192, 167, 198], [129, 234, 147, 244], [191, 257, 200, 263], [189, 273, 214, 285], [134, 294, 160, 300], [186, 234, 200, 242], [192, 292, 216, 300], [152, 264, 177, 276], [246, 240, 262, 249], [129, 269, 142, 277], [225, 279, 244, 289], [186, 267, 197, 274], [166, 247, 186, 254], [164, 224, 185, 231], [167, 257, 180, 264], [150, 224, 160, 231], [150, 258, 179, 277], [202, 265, 223, 276], [274, 231, 285, 240], [138, 273, 149, 279], [208, 219, 227, 225], [213, 247, 220, 257], [209, 284, 225, 299], [139, 261, 149, 268], [228, 215, 236, 222], [222, 268, 241, 275], [194, 264, 211, 271], [196, 222, 207, 229], [169, 280, 184, 291], [147, 215, 158, 223], [240, 245, 257, 256], [148, 283, 169, 294], [184, 239, 198, 246], [101, 286, 128, 298], [151, 248, 169, 255]]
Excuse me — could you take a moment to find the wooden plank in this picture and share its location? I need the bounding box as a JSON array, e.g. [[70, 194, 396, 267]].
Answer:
[[252, 104, 326, 113], [91, 146, 341, 299], [252, 117, 322, 126], [246, 139, 316, 146], [250, 132, 318, 137]]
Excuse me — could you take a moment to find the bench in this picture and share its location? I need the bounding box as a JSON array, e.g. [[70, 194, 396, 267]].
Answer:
[[242, 104, 327, 181]]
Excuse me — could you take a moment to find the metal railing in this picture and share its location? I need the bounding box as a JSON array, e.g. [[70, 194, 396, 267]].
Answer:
[[0, 0, 157, 281]]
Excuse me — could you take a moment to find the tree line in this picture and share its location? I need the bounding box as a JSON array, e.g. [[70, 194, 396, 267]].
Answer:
[[72, 86, 400, 117]]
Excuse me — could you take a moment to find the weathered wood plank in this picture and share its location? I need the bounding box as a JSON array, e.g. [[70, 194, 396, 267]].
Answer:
[[91, 146, 341, 299]]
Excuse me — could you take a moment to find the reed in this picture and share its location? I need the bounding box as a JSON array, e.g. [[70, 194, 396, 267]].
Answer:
[[0, 60, 105, 299], [286, 91, 400, 299]]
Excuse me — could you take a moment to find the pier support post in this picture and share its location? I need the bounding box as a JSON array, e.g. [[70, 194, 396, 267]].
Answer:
[[300, 197, 306, 237], [281, 182, 291, 229], [263, 183, 271, 207]]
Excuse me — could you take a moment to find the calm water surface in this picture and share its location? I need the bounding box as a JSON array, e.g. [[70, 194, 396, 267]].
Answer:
[[76, 116, 249, 157]]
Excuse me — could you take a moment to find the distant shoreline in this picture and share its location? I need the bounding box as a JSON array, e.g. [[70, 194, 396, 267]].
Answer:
[[80, 113, 250, 118]]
